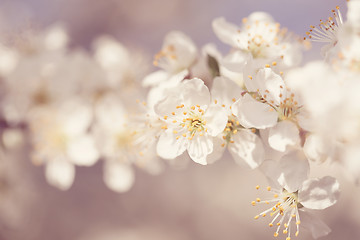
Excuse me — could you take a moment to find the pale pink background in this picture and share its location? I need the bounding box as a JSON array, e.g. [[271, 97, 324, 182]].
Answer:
[[0, 1, 358, 240]]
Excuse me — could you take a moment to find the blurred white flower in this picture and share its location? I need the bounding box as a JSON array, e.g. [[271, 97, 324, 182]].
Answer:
[[29, 99, 99, 190], [143, 31, 197, 87], [93, 94, 163, 192]]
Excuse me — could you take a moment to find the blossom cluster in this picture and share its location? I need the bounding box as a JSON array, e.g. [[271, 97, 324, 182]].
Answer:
[[0, 1, 359, 239]]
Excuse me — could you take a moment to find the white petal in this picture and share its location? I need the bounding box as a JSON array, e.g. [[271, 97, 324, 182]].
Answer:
[[187, 135, 213, 165], [303, 134, 331, 163], [147, 70, 188, 110], [203, 104, 228, 136], [228, 129, 264, 169], [268, 121, 300, 152], [299, 176, 340, 210], [45, 159, 75, 191], [219, 50, 249, 73], [156, 130, 187, 159], [232, 94, 278, 129], [255, 68, 284, 105], [142, 70, 168, 87], [95, 94, 127, 129], [277, 150, 310, 192], [205, 136, 226, 164], [61, 100, 92, 136], [103, 161, 134, 193], [299, 210, 331, 239], [211, 76, 243, 109], [212, 17, 239, 47], [259, 160, 283, 191], [67, 135, 99, 166], [182, 78, 210, 108]]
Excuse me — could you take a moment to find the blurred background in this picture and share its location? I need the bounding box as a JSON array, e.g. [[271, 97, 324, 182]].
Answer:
[[0, 0, 359, 240]]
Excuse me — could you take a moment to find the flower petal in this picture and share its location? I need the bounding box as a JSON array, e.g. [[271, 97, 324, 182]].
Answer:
[[187, 135, 213, 165], [103, 160, 134, 193], [156, 130, 187, 159], [205, 136, 226, 164], [268, 120, 300, 152], [45, 159, 75, 191], [228, 129, 265, 169], [211, 76, 243, 110], [67, 134, 99, 166], [142, 70, 169, 87], [299, 176, 340, 210], [203, 104, 228, 136], [181, 78, 210, 109], [212, 17, 239, 48], [255, 68, 284, 105], [232, 94, 278, 129], [298, 210, 331, 239], [277, 150, 309, 192]]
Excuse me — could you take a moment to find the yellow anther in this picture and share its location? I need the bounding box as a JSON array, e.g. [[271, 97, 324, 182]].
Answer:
[[172, 120, 177, 123], [267, 186, 271, 191], [292, 214, 296, 218], [262, 213, 266, 217], [230, 140, 234, 143], [277, 223, 280, 226], [232, 98, 236, 102], [196, 105, 200, 108], [269, 223, 273, 227], [176, 136, 180, 140], [248, 75, 253, 79], [272, 61, 277, 66], [227, 122, 232, 127], [256, 198, 261, 202], [283, 230, 288, 234], [296, 221, 301, 225], [265, 64, 270, 68], [222, 104, 226, 107], [272, 207, 276, 211], [222, 136, 226, 140], [188, 137, 193, 140], [214, 99, 218, 104], [173, 130, 178, 134], [254, 215, 259, 220], [172, 112, 175, 115], [284, 223, 288, 228], [251, 201, 256, 206], [256, 185, 260, 190], [161, 125, 168, 129], [274, 232, 279, 237], [295, 231, 299, 237], [233, 129, 238, 134], [286, 237, 291, 240], [236, 121, 240, 125], [191, 106, 195, 110], [183, 112, 187, 115], [221, 143, 225, 147], [182, 133, 186, 137], [199, 133, 204, 136], [274, 194, 279, 198], [164, 115, 168, 120]]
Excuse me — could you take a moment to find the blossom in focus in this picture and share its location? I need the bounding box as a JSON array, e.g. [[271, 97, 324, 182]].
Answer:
[[154, 78, 228, 165], [254, 151, 340, 239]]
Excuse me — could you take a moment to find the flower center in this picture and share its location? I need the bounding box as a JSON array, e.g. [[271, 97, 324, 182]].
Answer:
[[305, 6, 343, 44], [153, 44, 177, 68], [252, 185, 302, 240], [163, 104, 208, 141]]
